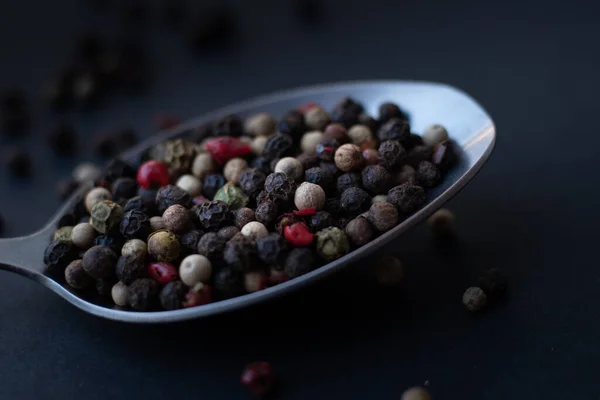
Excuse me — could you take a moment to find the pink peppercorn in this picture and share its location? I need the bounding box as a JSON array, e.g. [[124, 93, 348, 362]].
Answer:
[[241, 361, 275, 396], [284, 222, 314, 247], [137, 160, 170, 189], [204, 136, 252, 165], [147, 262, 178, 284]]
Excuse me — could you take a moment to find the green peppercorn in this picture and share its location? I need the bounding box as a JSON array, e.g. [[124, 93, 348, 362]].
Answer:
[[147, 229, 180, 262], [90, 200, 124, 234], [213, 182, 249, 210], [315, 227, 349, 261], [53, 226, 73, 242], [163, 138, 196, 175]]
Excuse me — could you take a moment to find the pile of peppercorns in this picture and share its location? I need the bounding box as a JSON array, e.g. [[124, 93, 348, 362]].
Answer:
[[43, 97, 458, 312]]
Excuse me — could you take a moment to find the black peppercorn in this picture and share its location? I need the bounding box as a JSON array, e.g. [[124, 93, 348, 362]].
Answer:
[[418, 161, 441, 188], [331, 97, 364, 128], [336, 218, 350, 230], [315, 138, 340, 162], [116, 255, 146, 285], [127, 278, 159, 311], [432, 140, 459, 173], [223, 234, 259, 272], [179, 229, 202, 256], [6, 149, 32, 177], [43, 240, 78, 273], [214, 267, 244, 299], [57, 179, 79, 201], [476, 268, 508, 299], [214, 114, 244, 137], [378, 117, 410, 143], [405, 133, 424, 150], [250, 156, 272, 175], [278, 109, 307, 140], [160, 281, 188, 310], [337, 172, 362, 194], [156, 185, 192, 214], [340, 187, 371, 217], [387, 184, 426, 213], [378, 140, 407, 171], [263, 133, 294, 160], [94, 235, 125, 253], [255, 200, 279, 228], [48, 122, 77, 156], [264, 172, 296, 201], [104, 158, 137, 182], [406, 145, 433, 168], [120, 210, 151, 239], [202, 174, 226, 199], [96, 277, 117, 296], [196, 232, 226, 262], [362, 165, 395, 195], [308, 211, 334, 232], [324, 198, 343, 217], [378, 102, 407, 123], [218, 226, 240, 241], [368, 201, 399, 232], [297, 154, 320, 171], [256, 233, 287, 266], [57, 213, 76, 229], [193, 200, 232, 231], [358, 113, 379, 135], [82, 245, 117, 279], [64, 259, 93, 289], [240, 168, 267, 200], [112, 177, 138, 203], [345, 217, 374, 247], [233, 207, 256, 229], [304, 167, 335, 195], [284, 248, 316, 278], [319, 161, 339, 177]]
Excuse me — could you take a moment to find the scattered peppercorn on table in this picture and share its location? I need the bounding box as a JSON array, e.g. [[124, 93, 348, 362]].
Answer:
[[43, 98, 458, 312]]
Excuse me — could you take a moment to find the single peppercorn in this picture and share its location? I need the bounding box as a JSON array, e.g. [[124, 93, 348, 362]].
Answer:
[[214, 114, 244, 137], [116, 255, 146, 285], [278, 109, 307, 140], [245, 112, 276, 136], [387, 184, 426, 213], [324, 123, 350, 144], [239, 168, 266, 200], [401, 386, 431, 400], [223, 234, 259, 272], [427, 208, 455, 238], [85, 187, 112, 213], [121, 239, 147, 262], [233, 207, 256, 229], [214, 267, 244, 299], [160, 281, 188, 310], [340, 187, 371, 217], [174, 174, 201, 197], [304, 167, 335, 195], [249, 156, 272, 175], [218, 226, 241, 241], [111, 282, 128, 307], [362, 165, 395, 195], [477, 268, 508, 299], [367, 202, 399, 232], [378, 102, 407, 123], [54, 226, 74, 242], [244, 270, 267, 292], [223, 158, 248, 185], [82, 245, 117, 279], [155, 185, 192, 214], [256, 233, 287, 265], [315, 138, 339, 161], [44, 240, 79, 273], [334, 143, 363, 172], [163, 204, 192, 234], [240, 221, 268, 240], [71, 223, 97, 249], [294, 182, 326, 210], [432, 140, 459, 173], [315, 227, 349, 261], [406, 145, 433, 167], [111, 177, 138, 203], [196, 232, 226, 262], [127, 278, 159, 311], [264, 172, 296, 201], [73, 162, 102, 184], [362, 148, 379, 166], [374, 256, 404, 286], [241, 361, 275, 397], [331, 97, 364, 128], [104, 159, 137, 182], [324, 197, 343, 217], [179, 254, 212, 286], [94, 235, 125, 253], [418, 161, 441, 188], [147, 230, 180, 262], [193, 200, 232, 231], [297, 154, 320, 172], [305, 106, 330, 131], [463, 286, 487, 312], [162, 139, 197, 176], [300, 130, 325, 155], [378, 117, 410, 143], [90, 200, 124, 234], [347, 125, 374, 147], [274, 157, 303, 181], [422, 123, 449, 146], [397, 165, 418, 185], [124, 195, 152, 216], [64, 259, 93, 289], [337, 172, 362, 194], [345, 217, 374, 247], [263, 133, 294, 160], [120, 210, 151, 239], [308, 211, 334, 232], [378, 140, 407, 171], [179, 229, 202, 256], [281, 247, 316, 279], [214, 182, 249, 210], [199, 173, 227, 201]]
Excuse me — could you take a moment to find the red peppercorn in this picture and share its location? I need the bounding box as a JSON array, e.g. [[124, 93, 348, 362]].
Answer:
[[182, 284, 213, 307], [154, 113, 181, 130], [297, 102, 318, 114], [241, 362, 275, 397], [293, 207, 317, 216], [148, 262, 178, 284], [204, 136, 252, 165], [137, 160, 170, 189], [284, 221, 314, 247]]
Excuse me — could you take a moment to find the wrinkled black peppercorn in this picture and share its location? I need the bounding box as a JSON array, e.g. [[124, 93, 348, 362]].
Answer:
[[43, 240, 78, 273], [406, 145, 433, 168], [309, 211, 334, 232], [196, 232, 226, 262], [120, 210, 151, 239], [263, 133, 294, 160], [82, 245, 117, 279], [377, 118, 410, 143], [278, 110, 307, 140], [160, 280, 188, 310], [214, 114, 244, 137], [202, 174, 226, 199], [124, 195, 152, 216], [378, 102, 407, 123], [156, 185, 192, 214], [417, 161, 441, 188], [337, 172, 362, 194], [324, 198, 343, 218], [256, 233, 287, 266], [319, 162, 339, 178], [284, 248, 316, 278], [240, 168, 267, 200], [223, 234, 259, 272], [255, 199, 279, 228], [477, 268, 508, 299], [340, 187, 371, 217], [128, 278, 159, 311], [264, 172, 295, 201], [362, 165, 394, 195], [94, 235, 125, 253], [214, 267, 244, 299], [304, 167, 335, 195], [331, 97, 364, 128], [218, 226, 240, 241], [104, 158, 137, 182], [315, 138, 339, 162], [179, 229, 202, 256], [193, 200, 232, 231], [112, 177, 138, 202], [138, 188, 159, 216], [432, 140, 458, 173], [116, 255, 146, 285], [387, 184, 426, 213], [48, 122, 77, 156], [250, 156, 272, 175], [297, 154, 320, 171], [378, 140, 406, 171], [96, 277, 117, 296]]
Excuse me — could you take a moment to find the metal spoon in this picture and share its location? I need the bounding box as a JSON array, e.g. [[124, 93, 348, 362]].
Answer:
[[0, 80, 496, 323]]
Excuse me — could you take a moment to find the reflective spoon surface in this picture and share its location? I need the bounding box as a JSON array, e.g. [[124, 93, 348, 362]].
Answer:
[[0, 80, 496, 323]]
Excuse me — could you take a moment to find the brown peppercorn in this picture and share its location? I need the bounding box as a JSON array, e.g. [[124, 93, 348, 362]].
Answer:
[[374, 256, 404, 286], [300, 131, 325, 155], [427, 208, 455, 238], [344, 217, 374, 247], [245, 112, 276, 136], [324, 123, 350, 144], [218, 226, 240, 241], [401, 387, 431, 400], [147, 230, 180, 262], [462, 286, 487, 312], [127, 278, 159, 311], [82, 245, 118, 279], [163, 204, 192, 234], [348, 124, 373, 146], [334, 143, 363, 172], [367, 202, 399, 232], [362, 165, 394, 195], [305, 106, 330, 130], [396, 165, 417, 185], [233, 207, 256, 229], [64, 259, 93, 289]]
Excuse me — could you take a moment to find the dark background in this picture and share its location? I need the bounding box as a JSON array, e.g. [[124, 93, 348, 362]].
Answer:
[[1, 0, 599, 398]]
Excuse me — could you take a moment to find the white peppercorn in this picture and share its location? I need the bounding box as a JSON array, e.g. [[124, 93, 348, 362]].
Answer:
[[223, 158, 248, 184], [111, 281, 128, 306], [401, 387, 431, 400], [150, 216, 166, 232], [241, 221, 268, 240], [121, 239, 147, 261], [163, 204, 192, 234], [334, 143, 363, 172], [244, 270, 266, 292], [294, 182, 326, 210], [427, 208, 455, 238], [176, 174, 202, 196], [372, 195, 387, 203], [300, 130, 324, 155], [274, 157, 303, 181], [71, 222, 97, 249], [85, 187, 112, 212], [245, 112, 276, 136], [347, 124, 373, 146], [251, 135, 268, 156], [367, 202, 399, 232], [192, 152, 216, 180], [305, 107, 331, 130], [422, 124, 449, 146], [374, 256, 403, 286], [179, 254, 212, 286], [73, 162, 101, 183]]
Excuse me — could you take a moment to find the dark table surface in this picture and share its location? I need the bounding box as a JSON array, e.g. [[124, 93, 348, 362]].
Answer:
[[1, 0, 599, 398]]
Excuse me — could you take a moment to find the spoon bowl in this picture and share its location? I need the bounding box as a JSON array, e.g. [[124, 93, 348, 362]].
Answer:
[[0, 80, 496, 323]]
